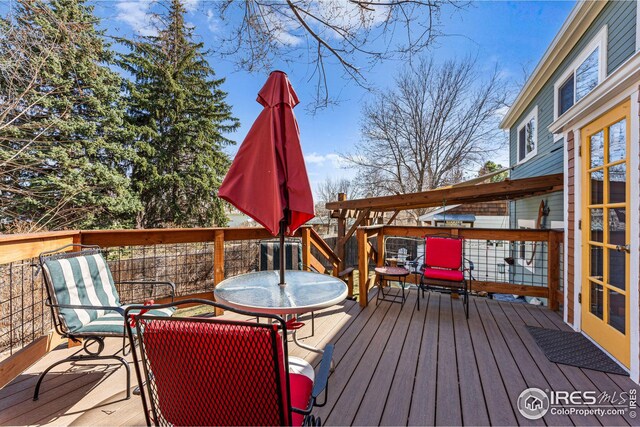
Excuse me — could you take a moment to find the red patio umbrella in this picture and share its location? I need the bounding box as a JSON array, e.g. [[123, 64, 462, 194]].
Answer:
[[219, 71, 315, 285]]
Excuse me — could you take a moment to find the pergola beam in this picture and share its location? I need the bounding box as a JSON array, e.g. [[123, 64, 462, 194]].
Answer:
[[325, 173, 563, 212]]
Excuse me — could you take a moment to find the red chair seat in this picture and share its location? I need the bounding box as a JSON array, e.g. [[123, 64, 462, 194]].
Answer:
[[422, 267, 464, 282], [289, 373, 313, 426]]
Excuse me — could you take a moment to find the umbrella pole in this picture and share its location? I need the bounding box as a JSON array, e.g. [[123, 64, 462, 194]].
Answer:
[[279, 218, 286, 286]]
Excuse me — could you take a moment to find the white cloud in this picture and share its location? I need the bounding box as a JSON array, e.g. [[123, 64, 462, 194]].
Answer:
[[116, 0, 156, 36], [183, 0, 199, 13], [206, 9, 219, 32], [304, 152, 347, 168]]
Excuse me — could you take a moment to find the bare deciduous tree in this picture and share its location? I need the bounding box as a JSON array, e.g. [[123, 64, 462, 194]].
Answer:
[[312, 177, 359, 235], [316, 177, 359, 204], [214, 0, 465, 108], [344, 56, 507, 220]]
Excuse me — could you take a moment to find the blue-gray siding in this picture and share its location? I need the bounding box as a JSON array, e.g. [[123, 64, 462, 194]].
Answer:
[[509, 0, 637, 225]]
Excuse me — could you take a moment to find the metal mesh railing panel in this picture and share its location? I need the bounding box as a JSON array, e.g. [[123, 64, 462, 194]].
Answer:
[[104, 243, 215, 303], [0, 258, 51, 358]]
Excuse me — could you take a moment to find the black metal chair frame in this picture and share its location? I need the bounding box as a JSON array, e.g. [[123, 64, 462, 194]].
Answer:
[[125, 299, 333, 426], [418, 234, 474, 318], [34, 244, 175, 401]]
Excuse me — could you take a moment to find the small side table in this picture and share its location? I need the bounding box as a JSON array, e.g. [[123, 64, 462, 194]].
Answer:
[[374, 266, 410, 305]]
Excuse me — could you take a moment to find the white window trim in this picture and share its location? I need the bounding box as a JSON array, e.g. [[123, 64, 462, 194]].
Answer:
[[517, 219, 536, 273], [553, 25, 608, 142], [516, 106, 538, 164]]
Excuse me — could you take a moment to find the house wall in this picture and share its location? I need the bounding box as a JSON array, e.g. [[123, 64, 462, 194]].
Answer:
[[509, 0, 636, 184]]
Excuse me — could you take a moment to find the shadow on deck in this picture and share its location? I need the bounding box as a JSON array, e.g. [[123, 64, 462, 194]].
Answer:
[[0, 291, 637, 426]]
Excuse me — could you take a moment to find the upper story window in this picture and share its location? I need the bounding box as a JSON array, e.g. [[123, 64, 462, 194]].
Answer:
[[517, 106, 538, 163], [554, 26, 607, 120]]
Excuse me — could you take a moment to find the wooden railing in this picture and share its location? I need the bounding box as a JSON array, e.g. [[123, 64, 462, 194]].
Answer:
[[0, 225, 344, 387], [357, 225, 563, 310]]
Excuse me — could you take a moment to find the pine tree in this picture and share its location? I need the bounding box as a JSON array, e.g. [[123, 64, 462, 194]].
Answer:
[[120, 0, 239, 228], [0, 0, 139, 232]]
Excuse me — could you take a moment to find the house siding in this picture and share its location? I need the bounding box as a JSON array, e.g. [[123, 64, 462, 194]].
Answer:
[[509, 0, 637, 218]]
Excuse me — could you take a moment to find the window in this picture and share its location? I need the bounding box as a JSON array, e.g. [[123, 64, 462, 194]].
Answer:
[[517, 106, 537, 163], [554, 26, 607, 121]]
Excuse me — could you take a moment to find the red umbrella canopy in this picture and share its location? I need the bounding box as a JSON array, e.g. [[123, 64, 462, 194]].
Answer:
[[219, 71, 315, 236]]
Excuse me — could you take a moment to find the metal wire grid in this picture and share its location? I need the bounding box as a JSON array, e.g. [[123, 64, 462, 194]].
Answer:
[[0, 258, 50, 358], [104, 243, 216, 303], [223, 239, 261, 278], [380, 235, 552, 288]]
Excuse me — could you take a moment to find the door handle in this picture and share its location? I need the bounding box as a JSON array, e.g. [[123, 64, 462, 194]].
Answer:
[[615, 244, 630, 253]]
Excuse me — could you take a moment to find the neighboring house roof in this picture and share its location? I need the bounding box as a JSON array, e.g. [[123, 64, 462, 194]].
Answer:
[[419, 201, 508, 221], [431, 213, 477, 222], [500, 1, 608, 129]]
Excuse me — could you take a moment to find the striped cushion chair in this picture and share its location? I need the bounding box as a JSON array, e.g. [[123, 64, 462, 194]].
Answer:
[[34, 244, 175, 402], [259, 239, 303, 271]]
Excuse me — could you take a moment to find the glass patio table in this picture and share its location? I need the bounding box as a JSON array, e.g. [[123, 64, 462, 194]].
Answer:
[[214, 270, 348, 315], [214, 270, 348, 357]]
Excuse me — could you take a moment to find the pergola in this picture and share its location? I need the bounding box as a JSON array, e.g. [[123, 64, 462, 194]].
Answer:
[[325, 173, 564, 269]]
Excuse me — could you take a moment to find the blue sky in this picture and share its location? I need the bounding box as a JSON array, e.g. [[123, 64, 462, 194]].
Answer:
[[91, 0, 576, 196]]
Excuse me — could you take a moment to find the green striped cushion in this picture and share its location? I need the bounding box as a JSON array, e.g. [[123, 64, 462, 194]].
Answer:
[[77, 306, 175, 335], [259, 240, 303, 271], [43, 253, 121, 333]]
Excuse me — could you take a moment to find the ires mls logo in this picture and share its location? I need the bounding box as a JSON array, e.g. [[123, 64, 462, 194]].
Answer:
[[518, 388, 634, 420], [518, 388, 550, 420]]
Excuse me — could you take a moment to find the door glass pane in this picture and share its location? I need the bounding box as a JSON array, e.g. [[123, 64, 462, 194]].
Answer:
[[576, 47, 599, 101], [608, 163, 626, 203], [608, 248, 626, 290], [590, 131, 604, 168], [608, 208, 626, 245], [591, 170, 604, 204], [590, 208, 603, 242], [590, 245, 603, 280], [608, 290, 625, 334], [608, 119, 626, 163], [590, 282, 603, 319]]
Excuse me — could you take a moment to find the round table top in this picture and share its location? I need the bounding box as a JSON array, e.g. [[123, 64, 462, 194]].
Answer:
[[374, 266, 410, 276], [214, 270, 348, 315]]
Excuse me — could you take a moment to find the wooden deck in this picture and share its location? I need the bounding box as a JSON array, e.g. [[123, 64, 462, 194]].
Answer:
[[1, 291, 638, 426]]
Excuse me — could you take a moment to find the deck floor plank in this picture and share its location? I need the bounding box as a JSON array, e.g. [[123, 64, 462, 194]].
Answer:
[[1, 294, 638, 426], [466, 300, 518, 426], [435, 296, 462, 426], [485, 300, 573, 426], [316, 293, 393, 423], [475, 299, 544, 426], [407, 291, 440, 426], [379, 292, 429, 426], [351, 294, 416, 426], [451, 295, 491, 426]]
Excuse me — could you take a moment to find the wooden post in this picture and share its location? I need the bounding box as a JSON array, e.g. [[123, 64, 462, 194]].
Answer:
[[357, 228, 369, 308], [548, 231, 560, 311], [301, 226, 311, 270], [214, 229, 225, 316], [336, 192, 347, 273]]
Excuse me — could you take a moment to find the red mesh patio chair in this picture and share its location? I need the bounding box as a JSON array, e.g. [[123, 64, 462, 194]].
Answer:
[[125, 299, 333, 426], [418, 235, 473, 318]]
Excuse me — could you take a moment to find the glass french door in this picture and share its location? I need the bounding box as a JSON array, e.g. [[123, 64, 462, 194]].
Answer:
[[581, 100, 630, 368]]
